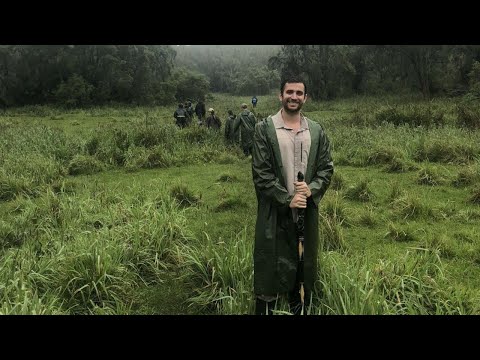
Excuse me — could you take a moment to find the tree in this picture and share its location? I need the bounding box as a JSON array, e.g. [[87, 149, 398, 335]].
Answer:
[[170, 67, 210, 102], [53, 73, 94, 107], [269, 45, 356, 100], [387, 45, 442, 99]]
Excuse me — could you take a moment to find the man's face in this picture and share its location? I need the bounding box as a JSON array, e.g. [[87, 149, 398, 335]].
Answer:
[[279, 82, 307, 114]]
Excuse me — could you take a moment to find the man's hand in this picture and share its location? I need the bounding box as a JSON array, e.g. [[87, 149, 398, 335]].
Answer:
[[289, 192, 307, 209], [294, 181, 311, 198]]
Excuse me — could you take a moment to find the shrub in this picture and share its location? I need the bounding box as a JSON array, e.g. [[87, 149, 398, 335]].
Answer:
[[384, 157, 417, 173], [170, 184, 201, 208], [357, 206, 377, 228], [452, 167, 478, 188], [366, 147, 403, 166], [416, 166, 443, 186], [68, 155, 104, 176], [344, 179, 375, 202], [456, 104, 480, 129], [385, 223, 417, 242]]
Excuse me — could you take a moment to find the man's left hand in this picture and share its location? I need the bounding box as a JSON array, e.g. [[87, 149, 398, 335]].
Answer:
[[294, 181, 311, 198]]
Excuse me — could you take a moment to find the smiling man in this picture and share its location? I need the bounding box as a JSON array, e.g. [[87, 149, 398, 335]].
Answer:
[[251, 75, 334, 315]]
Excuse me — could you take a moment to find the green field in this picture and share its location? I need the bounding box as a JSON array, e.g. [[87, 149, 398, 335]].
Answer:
[[1, 94, 480, 314]]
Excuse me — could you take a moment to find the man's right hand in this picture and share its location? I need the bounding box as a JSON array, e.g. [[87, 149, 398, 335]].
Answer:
[[289, 192, 307, 209]]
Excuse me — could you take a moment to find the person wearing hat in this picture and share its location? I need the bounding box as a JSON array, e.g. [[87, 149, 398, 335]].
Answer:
[[233, 103, 257, 156], [206, 108, 221, 130]]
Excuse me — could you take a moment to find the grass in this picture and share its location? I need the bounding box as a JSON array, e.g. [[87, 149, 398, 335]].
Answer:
[[1, 95, 480, 314], [129, 270, 200, 315]]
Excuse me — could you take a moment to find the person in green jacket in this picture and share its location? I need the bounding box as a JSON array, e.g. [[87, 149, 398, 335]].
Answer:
[[224, 109, 239, 146], [234, 103, 257, 156], [251, 76, 334, 315]]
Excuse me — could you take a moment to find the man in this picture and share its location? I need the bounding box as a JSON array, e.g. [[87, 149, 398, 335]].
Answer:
[[251, 76, 334, 315], [205, 108, 221, 130], [173, 103, 188, 128], [195, 99, 206, 126], [224, 109, 239, 146], [185, 100, 194, 126], [233, 103, 257, 156], [252, 95, 258, 108]]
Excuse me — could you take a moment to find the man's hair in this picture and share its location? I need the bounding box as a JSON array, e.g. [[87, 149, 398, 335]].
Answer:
[[280, 76, 307, 95]]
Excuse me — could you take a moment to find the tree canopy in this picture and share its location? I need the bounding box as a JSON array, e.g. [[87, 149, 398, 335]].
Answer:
[[1, 45, 480, 107]]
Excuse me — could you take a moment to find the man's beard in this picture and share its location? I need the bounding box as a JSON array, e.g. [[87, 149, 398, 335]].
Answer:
[[282, 100, 303, 114]]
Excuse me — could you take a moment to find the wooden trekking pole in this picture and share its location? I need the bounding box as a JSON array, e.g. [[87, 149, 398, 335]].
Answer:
[[296, 170, 306, 314]]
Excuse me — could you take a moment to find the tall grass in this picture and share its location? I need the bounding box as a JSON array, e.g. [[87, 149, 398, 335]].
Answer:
[[0, 181, 192, 314], [178, 227, 253, 315], [314, 249, 478, 314]]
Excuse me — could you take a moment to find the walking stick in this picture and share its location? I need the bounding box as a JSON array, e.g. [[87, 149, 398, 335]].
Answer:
[[296, 171, 305, 315]]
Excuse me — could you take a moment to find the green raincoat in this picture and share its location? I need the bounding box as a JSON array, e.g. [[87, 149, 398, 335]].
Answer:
[[234, 110, 257, 154], [252, 115, 334, 296]]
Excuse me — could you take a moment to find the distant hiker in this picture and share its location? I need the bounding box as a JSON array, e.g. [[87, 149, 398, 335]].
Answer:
[[234, 103, 257, 156], [195, 99, 206, 126], [252, 95, 258, 108], [206, 108, 221, 130], [184, 101, 193, 126], [174, 103, 188, 128], [186, 100, 194, 125], [224, 109, 239, 146]]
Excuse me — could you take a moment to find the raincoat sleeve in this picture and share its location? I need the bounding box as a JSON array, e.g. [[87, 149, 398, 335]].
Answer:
[[309, 126, 334, 207], [252, 122, 293, 207]]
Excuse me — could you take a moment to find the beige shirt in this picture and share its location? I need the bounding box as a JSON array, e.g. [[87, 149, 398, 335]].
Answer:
[[271, 109, 311, 221]]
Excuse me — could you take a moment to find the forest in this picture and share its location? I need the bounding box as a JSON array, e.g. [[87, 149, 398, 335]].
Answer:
[[1, 45, 480, 108]]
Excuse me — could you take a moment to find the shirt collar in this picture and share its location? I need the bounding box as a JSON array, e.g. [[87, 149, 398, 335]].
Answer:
[[272, 109, 309, 130]]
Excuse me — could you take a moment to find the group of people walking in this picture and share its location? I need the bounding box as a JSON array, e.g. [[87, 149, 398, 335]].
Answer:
[[173, 99, 207, 128], [173, 99, 258, 156]]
